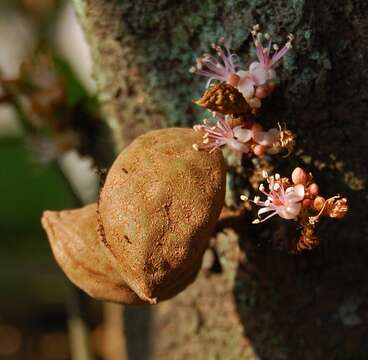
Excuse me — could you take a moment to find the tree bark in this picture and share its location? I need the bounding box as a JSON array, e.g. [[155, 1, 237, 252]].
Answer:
[[72, 0, 368, 359]]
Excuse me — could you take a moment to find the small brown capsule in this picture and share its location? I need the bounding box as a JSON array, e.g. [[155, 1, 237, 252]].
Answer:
[[195, 82, 251, 115], [328, 197, 348, 219]]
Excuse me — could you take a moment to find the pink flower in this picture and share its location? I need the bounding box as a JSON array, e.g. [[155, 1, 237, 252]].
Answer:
[[236, 70, 257, 99], [250, 25, 294, 84], [242, 171, 305, 224], [237, 25, 294, 100], [193, 114, 252, 154], [193, 116, 282, 155], [190, 38, 240, 88], [191, 26, 293, 105]]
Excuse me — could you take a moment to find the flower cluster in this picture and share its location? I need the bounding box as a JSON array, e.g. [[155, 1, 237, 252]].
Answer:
[[191, 25, 294, 109], [191, 24, 295, 161], [241, 167, 349, 253], [241, 25, 294, 108], [190, 24, 349, 254], [193, 113, 294, 157]]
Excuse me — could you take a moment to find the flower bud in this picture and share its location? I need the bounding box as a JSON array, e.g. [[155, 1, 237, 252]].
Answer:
[[313, 196, 325, 211], [251, 123, 263, 133], [291, 167, 307, 185], [308, 183, 319, 196], [255, 85, 268, 99], [248, 97, 262, 109], [253, 144, 265, 156], [302, 198, 312, 208]]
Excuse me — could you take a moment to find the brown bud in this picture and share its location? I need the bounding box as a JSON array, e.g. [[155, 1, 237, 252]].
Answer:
[[195, 82, 251, 115], [279, 128, 296, 154], [42, 128, 227, 304]]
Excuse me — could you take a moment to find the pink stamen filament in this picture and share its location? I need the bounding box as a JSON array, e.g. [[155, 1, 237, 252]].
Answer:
[[252, 29, 293, 70], [270, 45, 291, 67]]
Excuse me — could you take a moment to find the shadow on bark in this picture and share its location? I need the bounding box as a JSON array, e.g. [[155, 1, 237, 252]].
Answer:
[[231, 187, 368, 360]]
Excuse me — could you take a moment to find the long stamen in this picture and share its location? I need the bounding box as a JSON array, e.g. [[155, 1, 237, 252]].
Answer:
[[253, 210, 278, 224], [309, 196, 340, 224], [270, 34, 294, 67], [191, 39, 238, 86]]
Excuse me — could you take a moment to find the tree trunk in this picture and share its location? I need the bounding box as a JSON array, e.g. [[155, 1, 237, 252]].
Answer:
[[72, 0, 368, 358]]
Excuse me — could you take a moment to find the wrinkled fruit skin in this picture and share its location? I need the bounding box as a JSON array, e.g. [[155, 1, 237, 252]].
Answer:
[[195, 83, 251, 115], [42, 128, 226, 304]]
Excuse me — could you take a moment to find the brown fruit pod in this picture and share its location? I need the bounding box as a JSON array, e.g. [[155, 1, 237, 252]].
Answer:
[[42, 128, 226, 304]]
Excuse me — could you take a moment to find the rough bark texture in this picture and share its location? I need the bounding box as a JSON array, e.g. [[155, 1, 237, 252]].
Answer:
[[72, 0, 368, 359]]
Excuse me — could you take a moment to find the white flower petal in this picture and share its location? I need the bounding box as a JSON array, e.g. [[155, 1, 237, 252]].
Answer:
[[249, 62, 260, 72], [293, 184, 305, 199], [233, 127, 253, 143], [254, 129, 280, 147], [236, 70, 255, 99], [285, 184, 305, 203], [236, 70, 249, 78], [285, 202, 302, 217], [249, 63, 269, 85], [227, 138, 250, 153], [276, 202, 301, 219]]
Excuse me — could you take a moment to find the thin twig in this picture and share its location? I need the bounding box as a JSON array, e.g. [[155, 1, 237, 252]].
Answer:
[[103, 303, 128, 360], [66, 286, 95, 360]]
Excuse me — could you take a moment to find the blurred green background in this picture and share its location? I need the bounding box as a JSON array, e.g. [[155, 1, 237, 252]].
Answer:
[[0, 1, 104, 359], [0, 136, 72, 358]]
